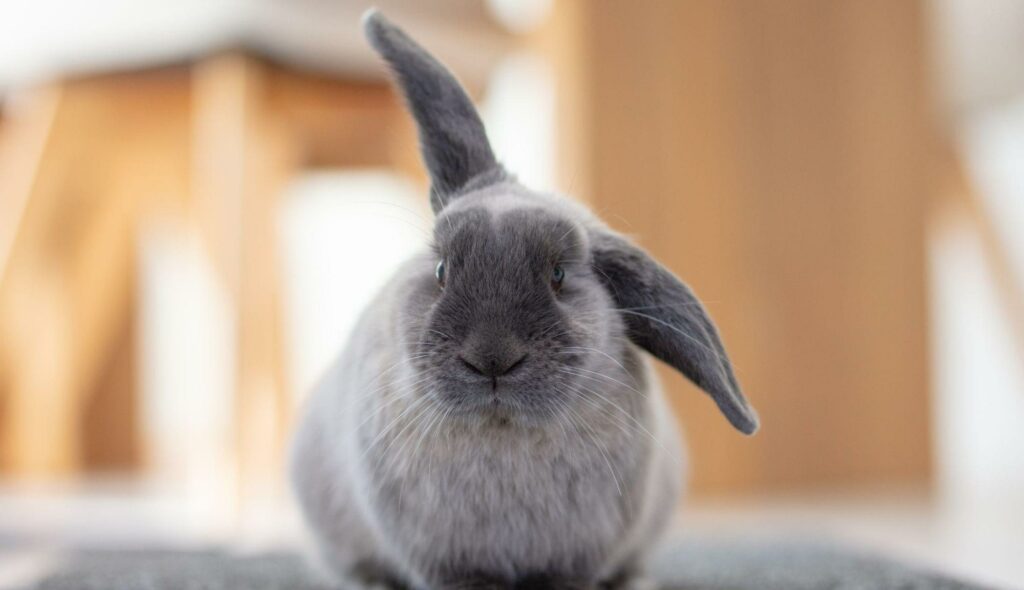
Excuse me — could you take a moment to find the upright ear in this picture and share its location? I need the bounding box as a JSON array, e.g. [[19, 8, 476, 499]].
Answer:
[[591, 232, 759, 435], [363, 10, 505, 213]]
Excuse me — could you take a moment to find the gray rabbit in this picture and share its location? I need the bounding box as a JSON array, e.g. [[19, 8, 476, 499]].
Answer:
[[290, 10, 758, 590]]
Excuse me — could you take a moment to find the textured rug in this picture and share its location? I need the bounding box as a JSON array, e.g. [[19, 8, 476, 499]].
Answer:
[[23, 537, 998, 590]]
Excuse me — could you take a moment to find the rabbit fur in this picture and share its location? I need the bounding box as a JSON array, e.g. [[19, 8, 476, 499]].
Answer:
[[290, 10, 758, 590]]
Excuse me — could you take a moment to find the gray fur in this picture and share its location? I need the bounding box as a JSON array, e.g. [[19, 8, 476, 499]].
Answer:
[[590, 233, 758, 434], [290, 10, 757, 590], [363, 9, 506, 213]]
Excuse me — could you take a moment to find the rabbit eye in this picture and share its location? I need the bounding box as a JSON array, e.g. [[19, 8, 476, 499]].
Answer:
[[435, 259, 446, 287], [551, 265, 565, 291]]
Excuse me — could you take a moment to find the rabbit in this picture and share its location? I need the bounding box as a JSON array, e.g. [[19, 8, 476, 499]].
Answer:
[[289, 10, 758, 590]]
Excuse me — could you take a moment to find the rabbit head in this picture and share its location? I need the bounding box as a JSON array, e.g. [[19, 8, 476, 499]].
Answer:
[[365, 11, 758, 434]]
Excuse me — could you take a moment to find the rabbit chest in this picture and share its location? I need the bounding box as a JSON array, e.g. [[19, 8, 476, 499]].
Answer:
[[357, 398, 653, 581]]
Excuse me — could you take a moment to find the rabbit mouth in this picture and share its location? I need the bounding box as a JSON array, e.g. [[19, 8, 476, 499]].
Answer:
[[432, 373, 576, 426], [446, 396, 546, 427]]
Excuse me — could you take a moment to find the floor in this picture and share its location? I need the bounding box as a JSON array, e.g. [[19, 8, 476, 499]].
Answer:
[[0, 481, 1020, 589]]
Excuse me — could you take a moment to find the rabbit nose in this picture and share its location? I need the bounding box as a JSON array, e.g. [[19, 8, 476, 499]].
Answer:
[[459, 334, 527, 380], [459, 352, 527, 378]]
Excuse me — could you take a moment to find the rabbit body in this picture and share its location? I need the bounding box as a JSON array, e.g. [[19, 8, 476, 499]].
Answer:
[[292, 192, 685, 589], [290, 11, 756, 590], [291, 248, 684, 590]]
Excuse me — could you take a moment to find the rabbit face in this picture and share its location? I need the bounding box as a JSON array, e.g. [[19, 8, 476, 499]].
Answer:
[[403, 193, 619, 425]]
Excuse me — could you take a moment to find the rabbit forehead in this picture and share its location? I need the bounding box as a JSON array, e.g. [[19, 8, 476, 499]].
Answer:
[[433, 190, 588, 262]]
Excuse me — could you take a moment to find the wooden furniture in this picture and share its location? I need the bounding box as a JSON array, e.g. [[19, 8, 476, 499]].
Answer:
[[548, 0, 938, 494], [0, 58, 421, 486], [5, 0, 997, 502], [0, 0, 510, 501]]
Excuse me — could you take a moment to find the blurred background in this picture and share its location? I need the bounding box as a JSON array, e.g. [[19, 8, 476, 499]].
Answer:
[[0, 0, 1021, 587]]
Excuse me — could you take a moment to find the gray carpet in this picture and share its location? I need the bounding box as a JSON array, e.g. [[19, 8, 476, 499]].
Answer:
[[25, 538, 1000, 590]]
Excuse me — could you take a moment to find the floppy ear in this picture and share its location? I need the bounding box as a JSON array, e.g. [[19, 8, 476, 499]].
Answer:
[[591, 232, 759, 434], [363, 10, 505, 213]]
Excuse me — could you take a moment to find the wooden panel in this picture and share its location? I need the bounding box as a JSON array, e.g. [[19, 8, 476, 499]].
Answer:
[[531, 0, 593, 203], [0, 69, 191, 475], [569, 0, 935, 494], [191, 54, 294, 503], [0, 87, 61, 294], [265, 68, 401, 169], [81, 300, 140, 471]]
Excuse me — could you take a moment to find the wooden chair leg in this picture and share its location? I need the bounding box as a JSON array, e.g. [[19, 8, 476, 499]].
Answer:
[[192, 54, 296, 515], [0, 86, 79, 475], [1, 72, 190, 477], [1, 272, 79, 475]]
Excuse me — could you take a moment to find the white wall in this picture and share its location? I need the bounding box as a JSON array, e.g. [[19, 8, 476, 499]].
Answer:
[[278, 172, 429, 402]]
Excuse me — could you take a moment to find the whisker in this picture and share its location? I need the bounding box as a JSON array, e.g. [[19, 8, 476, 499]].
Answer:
[[353, 368, 434, 410], [359, 393, 432, 461], [376, 395, 438, 468], [568, 386, 637, 440], [615, 309, 725, 363], [548, 397, 573, 443], [611, 302, 712, 312], [552, 345, 633, 380], [358, 353, 436, 393], [560, 400, 623, 497], [424, 328, 455, 341], [554, 222, 581, 247], [567, 381, 672, 457], [392, 397, 447, 508], [355, 376, 433, 432], [559, 366, 647, 399], [351, 199, 431, 219], [347, 209, 432, 239]]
